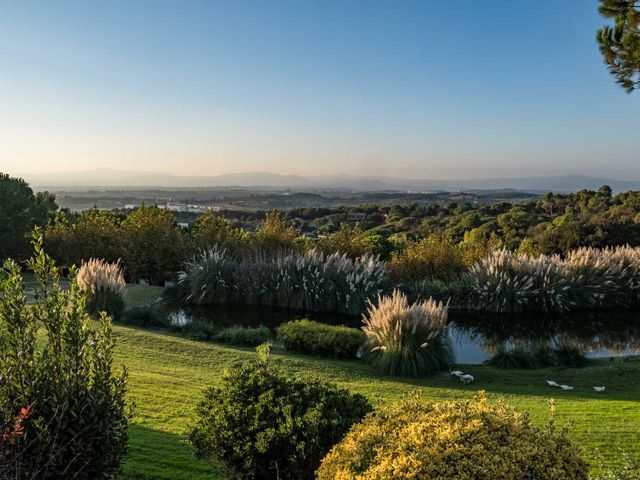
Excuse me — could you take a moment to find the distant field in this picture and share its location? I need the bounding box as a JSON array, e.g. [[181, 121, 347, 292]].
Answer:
[[114, 288, 640, 479]]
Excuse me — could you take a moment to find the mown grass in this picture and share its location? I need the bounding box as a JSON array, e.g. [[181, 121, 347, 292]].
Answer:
[[114, 321, 640, 479]]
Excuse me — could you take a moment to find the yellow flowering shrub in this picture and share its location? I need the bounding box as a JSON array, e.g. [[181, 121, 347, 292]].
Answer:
[[317, 392, 589, 480]]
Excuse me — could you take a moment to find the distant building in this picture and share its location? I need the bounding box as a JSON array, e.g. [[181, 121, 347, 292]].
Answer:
[[346, 212, 366, 222], [161, 202, 206, 214]]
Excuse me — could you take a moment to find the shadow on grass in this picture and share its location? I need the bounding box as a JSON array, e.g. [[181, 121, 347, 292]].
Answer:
[[112, 320, 640, 404], [120, 424, 221, 480]]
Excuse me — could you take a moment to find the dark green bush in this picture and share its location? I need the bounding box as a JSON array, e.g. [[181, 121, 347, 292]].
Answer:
[[187, 345, 371, 480], [178, 317, 221, 341], [121, 305, 168, 327], [276, 319, 365, 358], [555, 342, 589, 367], [216, 325, 272, 346], [488, 347, 541, 369], [86, 289, 126, 319], [0, 238, 129, 479], [488, 343, 588, 369]]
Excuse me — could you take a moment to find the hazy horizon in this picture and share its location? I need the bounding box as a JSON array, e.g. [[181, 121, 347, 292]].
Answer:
[[2, 1, 639, 179]]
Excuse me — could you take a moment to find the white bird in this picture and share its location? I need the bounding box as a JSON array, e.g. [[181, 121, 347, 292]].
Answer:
[[450, 370, 464, 377], [593, 386, 606, 392], [460, 374, 474, 385], [560, 385, 574, 391], [547, 380, 560, 387]]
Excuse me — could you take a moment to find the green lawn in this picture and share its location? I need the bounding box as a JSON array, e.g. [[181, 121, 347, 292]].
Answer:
[[114, 321, 640, 479]]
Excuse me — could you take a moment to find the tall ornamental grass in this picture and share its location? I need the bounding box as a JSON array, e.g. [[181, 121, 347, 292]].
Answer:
[[77, 258, 127, 319], [465, 250, 572, 313], [362, 290, 453, 377], [466, 246, 640, 313], [561, 246, 640, 308], [178, 247, 388, 315]]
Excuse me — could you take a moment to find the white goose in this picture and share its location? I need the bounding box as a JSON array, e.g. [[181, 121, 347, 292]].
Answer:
[[460, 374, 474, 385], [546, 380, 560, 387], [560, 385, 574, 391], [593, 386, 606, 392]]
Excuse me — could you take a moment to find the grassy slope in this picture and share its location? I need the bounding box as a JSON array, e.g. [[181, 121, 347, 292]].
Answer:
[[114, 322, 640, 479]]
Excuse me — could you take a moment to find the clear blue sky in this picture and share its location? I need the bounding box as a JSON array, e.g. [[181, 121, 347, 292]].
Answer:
[[0, 0, 637, 179]]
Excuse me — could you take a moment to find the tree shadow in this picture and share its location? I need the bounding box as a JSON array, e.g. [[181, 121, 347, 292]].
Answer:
[[119, 425, 221, 480]]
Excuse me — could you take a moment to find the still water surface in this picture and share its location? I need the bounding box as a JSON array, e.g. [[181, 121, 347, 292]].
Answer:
[[167, 304, 640, 364]]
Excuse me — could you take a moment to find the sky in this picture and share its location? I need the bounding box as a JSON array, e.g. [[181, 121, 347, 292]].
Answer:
[[0, 0, 638, 180]]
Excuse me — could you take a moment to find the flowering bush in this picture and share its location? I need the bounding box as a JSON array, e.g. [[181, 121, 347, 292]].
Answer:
[[317, 392, 589, 480]]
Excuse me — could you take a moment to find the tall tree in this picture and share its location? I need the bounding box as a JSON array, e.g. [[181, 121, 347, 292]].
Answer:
[[0, 173, 58, 260], [597, 0, 640, 92]]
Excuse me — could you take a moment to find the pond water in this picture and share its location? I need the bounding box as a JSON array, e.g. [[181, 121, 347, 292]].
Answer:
[[165, 304, 640, 365]]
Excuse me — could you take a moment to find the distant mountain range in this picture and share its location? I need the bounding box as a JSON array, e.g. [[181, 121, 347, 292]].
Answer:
[[20, 168, 640, 193]]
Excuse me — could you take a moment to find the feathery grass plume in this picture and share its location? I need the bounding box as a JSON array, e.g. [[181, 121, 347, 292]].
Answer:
[[362, 290, 453, 377], [178, 246, 238, 304], [178, 247, 388, 315], [560, 246, 640, 308], [76, 258, 126, 318], [323, 252, 388, 315], [465, 249, 572, 313]]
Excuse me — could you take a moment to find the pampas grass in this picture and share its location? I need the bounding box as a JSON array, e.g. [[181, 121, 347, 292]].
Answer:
[[465, 246, 640, 313], [77, 258, 126, 318], [362, 290, 453, 377], [177, 247, 388, 315]]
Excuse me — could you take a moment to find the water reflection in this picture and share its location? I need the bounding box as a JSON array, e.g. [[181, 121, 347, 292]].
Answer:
[[164, 303, 640, 365], [450, 310, 640, 364]]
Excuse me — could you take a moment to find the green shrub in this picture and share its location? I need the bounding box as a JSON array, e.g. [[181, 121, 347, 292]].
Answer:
[[362, 290, 454, 377], [121, 305, 168, 327], [179, 317, 221, 341], [187, 345, 371, 480], [0, 237, 129, 479], [555, 342, 589, 367], [488, 343, 588, 369], [276, 319, 365, 358], [488, 342, 584, 370], [401, 276, 472, 305], [317, 392, 589, 480], [77, 258, 127, 319], [216, 325, 272, 346], [488, 347, 542, 369]]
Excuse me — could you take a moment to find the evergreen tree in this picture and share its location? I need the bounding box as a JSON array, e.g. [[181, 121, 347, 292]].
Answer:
[[597, 0, 640, 92]]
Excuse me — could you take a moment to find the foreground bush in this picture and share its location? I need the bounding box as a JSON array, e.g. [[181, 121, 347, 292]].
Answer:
[[317, 392, 589, 480], [0, 238, 129, 479], [362, 290, 453, 377], [77, 257, 126, 319], [187, 345, 371, 480], [276, 319, 365, 358]]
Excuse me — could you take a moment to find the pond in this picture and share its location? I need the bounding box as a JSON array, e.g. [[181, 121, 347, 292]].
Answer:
[[164, 304, 640, 365]]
